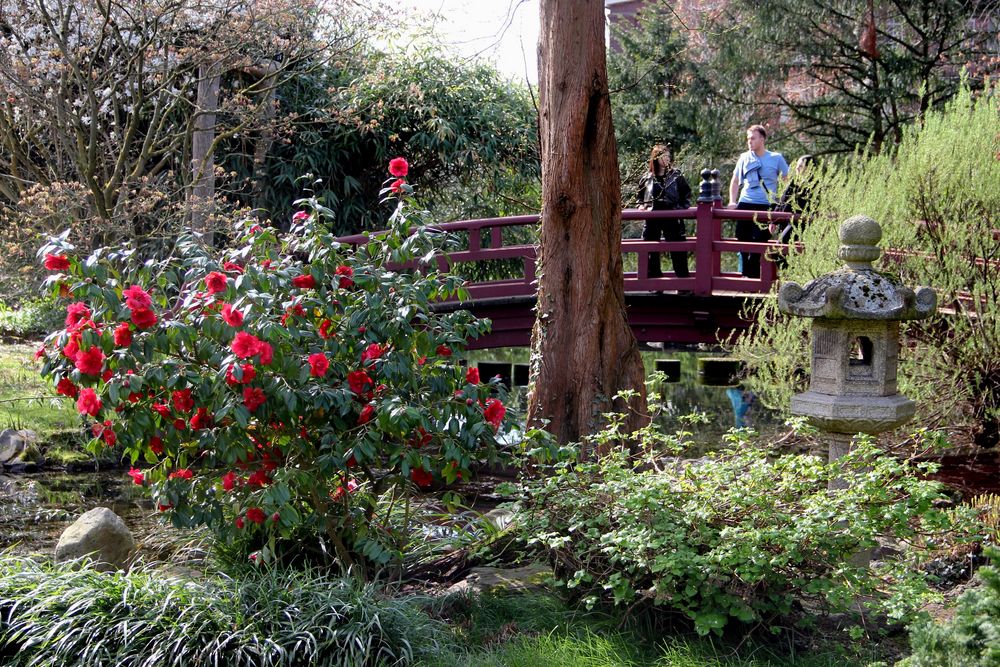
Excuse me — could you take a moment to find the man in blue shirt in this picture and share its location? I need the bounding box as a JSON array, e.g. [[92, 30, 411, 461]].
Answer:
[[727, 125, 789, 278]]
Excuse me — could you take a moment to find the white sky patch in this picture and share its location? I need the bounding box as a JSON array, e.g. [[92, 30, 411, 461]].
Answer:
[[393, 0, 540, 84]]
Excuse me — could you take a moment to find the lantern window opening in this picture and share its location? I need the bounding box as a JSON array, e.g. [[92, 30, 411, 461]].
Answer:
[[849, 336, 874, 367]]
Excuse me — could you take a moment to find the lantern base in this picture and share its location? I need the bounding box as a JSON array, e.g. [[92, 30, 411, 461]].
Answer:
[[790, 391, 915, 434]]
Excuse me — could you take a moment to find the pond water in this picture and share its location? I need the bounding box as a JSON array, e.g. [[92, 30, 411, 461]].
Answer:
[[0, 471, 158, 557], [471, 347, 787, 449]]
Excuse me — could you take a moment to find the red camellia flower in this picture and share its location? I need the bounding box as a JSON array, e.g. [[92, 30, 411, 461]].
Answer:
[[258, 341, 274, 366], [410, 466, 433, 488], [102, 369, 113, 383], [243, 386, 266, 412], [168, 468, 193, 480], [235, 517, 245, 529], [388, 156, 409, 177], [308, 352, 330, 377], [190, 407, 213, 430], [332, 478, 359, 501], [410, 426, 432, 448], [56, 377, 79, 398], [225, 363, 256, 386], [122, 285, 152, 310], [205, 271, 228, 294], [389, 178, 405, 194], [361, 343, 385, 363], [113, 322, 133, 347], [221, 304, 244, 327], [247, 469, 271, 488], [172, 388, 194, 413], [44, 254, 70, 271], [149, 436, 164, 455], [292, 210, 309, 223], [232, 331, 262, 358], [75, 346, 104, 376], [76, 388, 102, 417], [436, 344, 452, 357], [65, 302, 91, 329], [223, 261, 244, 273], [131, 307, 158, 329], [222, 470, 238, 492], [347, 370, 372, 394], [151, 403, 171, 418], [318, 319, 335, 339], [483, 398, 506, 429], [357, 403, 375, 425], [246, 507, 267, 525], [173, 418, 186, 431], [128, 468, 144, 485], [466, 367, 480, 384], [291, 273, 317, 289], [91, 420, 112, 439], [62, 335, 80, 362], [335, 265, 354, 288]]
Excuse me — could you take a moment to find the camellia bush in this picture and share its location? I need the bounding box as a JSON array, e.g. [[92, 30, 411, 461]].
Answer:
[[35, 159, 509, 576]]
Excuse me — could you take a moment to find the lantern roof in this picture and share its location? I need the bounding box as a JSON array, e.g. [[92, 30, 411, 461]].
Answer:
[[777, 215, 936, 321]]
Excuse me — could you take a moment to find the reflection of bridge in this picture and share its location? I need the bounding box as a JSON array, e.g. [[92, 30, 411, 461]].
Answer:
[[340, 174, 797, 349]]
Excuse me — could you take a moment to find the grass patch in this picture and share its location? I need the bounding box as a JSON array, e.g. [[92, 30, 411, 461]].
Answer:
[[419, 592, 884, 667], [0, 342, 78, 436]]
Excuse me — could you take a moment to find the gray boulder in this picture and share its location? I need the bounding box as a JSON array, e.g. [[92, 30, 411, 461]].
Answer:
[[0, 429, 36, 464], [55, 507, 135, 571]]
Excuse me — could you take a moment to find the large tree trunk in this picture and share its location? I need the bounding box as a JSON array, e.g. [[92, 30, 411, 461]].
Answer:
[[527, 0, 648, 450]]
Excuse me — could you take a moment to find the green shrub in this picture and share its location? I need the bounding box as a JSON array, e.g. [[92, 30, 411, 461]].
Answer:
[[513, 429, 971, 636], [0, 298, 64, 338], [900, 547, 1000, 666], [0, 554, 451, 667]]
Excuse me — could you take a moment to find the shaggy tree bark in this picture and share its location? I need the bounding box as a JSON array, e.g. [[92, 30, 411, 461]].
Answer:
[[527, 0, 648, 450]]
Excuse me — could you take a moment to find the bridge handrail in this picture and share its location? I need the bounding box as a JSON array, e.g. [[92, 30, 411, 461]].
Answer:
[[337, 199, 804, 298]]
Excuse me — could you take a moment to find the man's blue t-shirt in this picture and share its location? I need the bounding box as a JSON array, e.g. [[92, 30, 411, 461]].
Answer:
[[735, 150, 789, 205]]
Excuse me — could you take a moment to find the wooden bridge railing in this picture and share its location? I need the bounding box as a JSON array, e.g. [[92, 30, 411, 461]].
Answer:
[[338, 170, 798, 300]]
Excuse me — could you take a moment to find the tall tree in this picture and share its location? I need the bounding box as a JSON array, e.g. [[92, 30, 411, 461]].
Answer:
[[705, 0, 1000, 153], [607, 4, 740, 177], [527, 0, 648, 448]]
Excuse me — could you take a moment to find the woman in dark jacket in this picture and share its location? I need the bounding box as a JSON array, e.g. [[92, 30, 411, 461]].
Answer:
[[637, 144, 691, 277]]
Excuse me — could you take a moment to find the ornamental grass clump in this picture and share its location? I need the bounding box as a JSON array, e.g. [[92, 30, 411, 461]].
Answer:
[[0, 554, 450, 667], [34, 159, 510, 575], [514, 427, 977, 636]]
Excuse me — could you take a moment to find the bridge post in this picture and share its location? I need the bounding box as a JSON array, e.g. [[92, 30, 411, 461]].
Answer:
[[694, 169, 716, 296]]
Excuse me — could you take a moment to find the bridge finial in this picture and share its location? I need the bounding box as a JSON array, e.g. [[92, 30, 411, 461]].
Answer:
[[697, 169, 714, 203]]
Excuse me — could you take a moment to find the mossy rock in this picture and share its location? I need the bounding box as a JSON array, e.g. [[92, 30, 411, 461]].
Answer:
[[15, 442, 43, 465]]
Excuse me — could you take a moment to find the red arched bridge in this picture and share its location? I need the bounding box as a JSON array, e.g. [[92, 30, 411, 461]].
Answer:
[[340, 173, 798, 349]]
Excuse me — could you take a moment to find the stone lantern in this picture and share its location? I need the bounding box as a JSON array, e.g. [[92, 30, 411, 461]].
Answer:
[[777, 215, 936, 464]]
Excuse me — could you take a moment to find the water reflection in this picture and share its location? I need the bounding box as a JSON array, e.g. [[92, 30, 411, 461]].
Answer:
[[467, 347, 784, 450], [0, 471, 153, 556]]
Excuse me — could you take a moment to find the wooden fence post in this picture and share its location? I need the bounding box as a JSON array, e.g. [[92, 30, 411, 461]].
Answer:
[[694, 169, 715, 296]]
